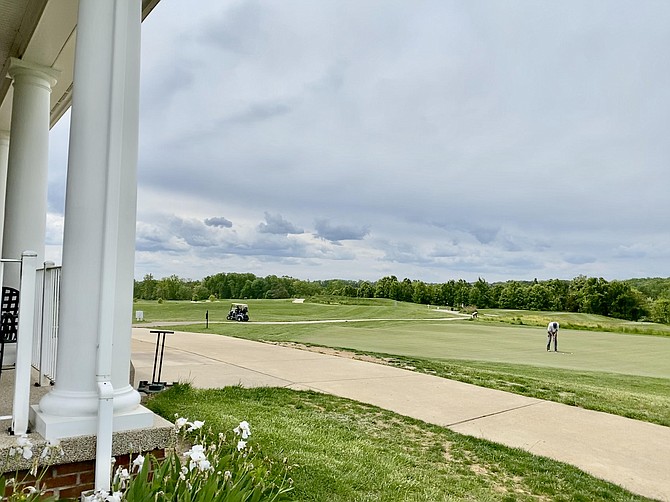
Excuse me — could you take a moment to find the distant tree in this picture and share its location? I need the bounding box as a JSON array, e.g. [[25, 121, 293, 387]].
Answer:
[[566, 275, 589, 312], [468, 278, 490, 308], [357, 281, 375, 298], [248, 278, 266, 298], [203, 273, 231, 299], [397, 278, 413, 303], [438, 280, 456, 307], [544, 279, 569, 311], [625, 277, 670, 300], [412, 280, 430, 304], [526, 282, 551, 311], [239, 280, 253, 299], [136, 273, 158, 300], [265, 285, 290, 299], [604, 281, 647, 321], [291, 279, 323, 297], [498, 281, 525, 309], [488, 283, 504, 307], [374, 276, 398, 299], [156, 274, 188, 300], [192, 285, 210, 302], [650, 298, 670, 324], [453, 279, 471, 307], [325, 279, 358, 296]]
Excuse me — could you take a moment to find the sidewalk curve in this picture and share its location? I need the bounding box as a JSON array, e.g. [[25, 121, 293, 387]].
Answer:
[[132, 328, 669, 501]]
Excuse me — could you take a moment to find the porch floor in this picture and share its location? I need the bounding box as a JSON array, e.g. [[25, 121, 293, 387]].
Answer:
[[0, 367, 52, 434], [0, 366, 173, 476]]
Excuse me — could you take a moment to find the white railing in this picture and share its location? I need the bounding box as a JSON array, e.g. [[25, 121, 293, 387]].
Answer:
[[1, 255, 60, 435], [32, 262, 61, 386], [0, 251, 38, 435]]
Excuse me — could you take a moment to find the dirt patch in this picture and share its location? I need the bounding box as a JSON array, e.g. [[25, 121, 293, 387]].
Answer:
[[469, 463, 489, 476], [268, 341, 394, 365], [443, 441, 453, 462]]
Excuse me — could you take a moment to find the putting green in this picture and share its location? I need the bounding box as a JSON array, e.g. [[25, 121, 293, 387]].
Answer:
[[288, 321, 670, 379]]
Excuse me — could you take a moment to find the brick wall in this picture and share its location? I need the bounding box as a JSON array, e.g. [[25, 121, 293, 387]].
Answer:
[[5, 448, 165, 500]]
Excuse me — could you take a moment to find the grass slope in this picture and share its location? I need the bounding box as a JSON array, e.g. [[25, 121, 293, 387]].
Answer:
[[147, 385, 654, 502]]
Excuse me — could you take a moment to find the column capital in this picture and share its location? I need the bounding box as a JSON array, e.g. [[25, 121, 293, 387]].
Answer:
[[9, 58, 60, 89]]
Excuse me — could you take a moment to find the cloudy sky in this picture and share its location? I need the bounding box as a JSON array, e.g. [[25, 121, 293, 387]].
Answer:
[[46, 0, 670, 283]]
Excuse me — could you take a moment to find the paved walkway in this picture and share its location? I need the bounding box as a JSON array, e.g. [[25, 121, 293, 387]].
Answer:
[[132, 328, 670, 501]]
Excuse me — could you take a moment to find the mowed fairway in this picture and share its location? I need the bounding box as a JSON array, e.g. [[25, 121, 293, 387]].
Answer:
[[136, 299, 669, 378], [281, 321, 670, 378], [139, 299, 670, 422]]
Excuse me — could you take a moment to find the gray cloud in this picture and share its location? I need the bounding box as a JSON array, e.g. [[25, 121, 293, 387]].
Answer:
[[205, 216, 233, 228], [314, 219, 370, 244], [382, 242, 434, 265], [564, 254, 597, 265], [258, 212, 304, 235], [471, 227, 500, 245], [136, 221, 189, 253], [220, 101, 294, 127], [198, 0, 266, 55], [167, 217, 217, 248]]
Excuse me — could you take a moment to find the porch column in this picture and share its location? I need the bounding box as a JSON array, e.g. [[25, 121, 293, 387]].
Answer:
[[2, 60, 58, 288], [34, 0, 153, 438], [0, 130, 8, 253]]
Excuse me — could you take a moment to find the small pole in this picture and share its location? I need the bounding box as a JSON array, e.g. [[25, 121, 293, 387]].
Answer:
[[157, 332, 167, 383], [206, 309, 209, 329]]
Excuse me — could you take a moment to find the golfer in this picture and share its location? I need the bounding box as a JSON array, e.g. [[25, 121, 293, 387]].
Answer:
[[547, 321, 559, 351]]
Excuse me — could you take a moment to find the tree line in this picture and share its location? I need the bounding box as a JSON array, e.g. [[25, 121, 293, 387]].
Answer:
[[134, 273, 670, 323]]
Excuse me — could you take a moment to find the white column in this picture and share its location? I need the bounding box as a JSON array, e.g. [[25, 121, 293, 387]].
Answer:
[[34, 0, 153, 439], [2, 60, 58, 288], [0, 130, 9, 253]]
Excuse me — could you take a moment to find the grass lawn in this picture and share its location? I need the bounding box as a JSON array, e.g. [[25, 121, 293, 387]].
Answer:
[[191, 321, 670, 378], [132, 298, 456, 323], [139, 298, 670, 427], [478, 309, 670, 336], [146, 384, 655, 502]]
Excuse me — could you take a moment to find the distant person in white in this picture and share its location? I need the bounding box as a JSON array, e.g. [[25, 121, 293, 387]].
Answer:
[[547, 321, 559, 352]]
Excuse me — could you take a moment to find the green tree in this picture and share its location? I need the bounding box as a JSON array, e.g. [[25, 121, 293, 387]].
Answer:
[[291, 279, 323, 298], [453, 279, 471, 307], [156, 274, 188, 300], [468, 278, 490, 308], [604, 281, 647, 320], [397, 278, 413, 303], [412, 281, 430, 304], [192, 284, 210, 301], [498, 281, 525, 309], [265, 285, 290, 299], [526, 282, 551, 311], [651, 298, 670, 324], [375, 276, 398, 299], [136, 273, 158, 300], [357, 282, 375, 298]]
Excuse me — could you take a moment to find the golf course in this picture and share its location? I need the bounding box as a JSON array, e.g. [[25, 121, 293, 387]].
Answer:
[[131, 297, 670, 501], [134, 297, 670, 427]]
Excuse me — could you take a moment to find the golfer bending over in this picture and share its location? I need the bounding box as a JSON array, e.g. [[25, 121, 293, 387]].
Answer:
[[547, 321, 559, 351]]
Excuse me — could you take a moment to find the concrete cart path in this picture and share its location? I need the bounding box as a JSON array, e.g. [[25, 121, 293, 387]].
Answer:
[[131, 328, 670, 501]]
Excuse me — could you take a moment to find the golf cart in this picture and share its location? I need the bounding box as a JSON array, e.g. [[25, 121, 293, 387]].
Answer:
[[227, 303, 249, 322]]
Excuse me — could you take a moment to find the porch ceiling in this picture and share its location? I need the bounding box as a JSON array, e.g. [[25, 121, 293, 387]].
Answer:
[[0, 0, 161, 132]]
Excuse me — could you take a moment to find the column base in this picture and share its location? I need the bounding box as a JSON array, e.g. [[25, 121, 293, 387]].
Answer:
[[30, 404, 155, 440]]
